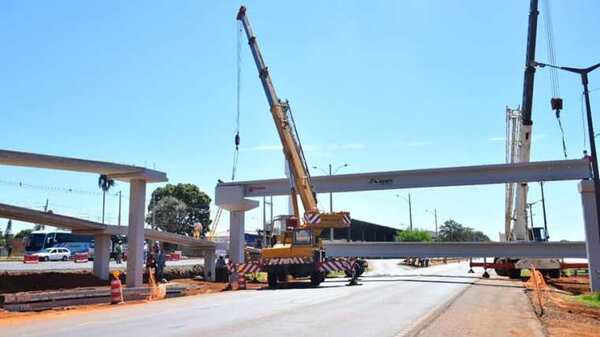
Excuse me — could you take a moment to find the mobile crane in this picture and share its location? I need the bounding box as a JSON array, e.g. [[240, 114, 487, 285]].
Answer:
[[237, 6, 355, 288], [495, 0, 561, 278]]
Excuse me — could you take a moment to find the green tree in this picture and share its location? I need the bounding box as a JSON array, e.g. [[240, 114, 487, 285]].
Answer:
[[438, 219, 490, 242], [150, 196, 189, 234], [396, 229, 432, 242], [146, 183, 211, 236], [98, 174, 115, 224], [14, 229, 32, 240]]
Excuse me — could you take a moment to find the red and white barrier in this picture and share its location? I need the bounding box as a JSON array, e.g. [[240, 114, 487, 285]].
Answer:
[[23, 255, 39, 264], [318, 259, 355, 273], [74, 252, 89, 263], [110, 277, 124, 304], [166, 251, 182, 261]]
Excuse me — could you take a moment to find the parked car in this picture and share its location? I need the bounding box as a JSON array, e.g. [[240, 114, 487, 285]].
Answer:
[[55, 242, 94, 260], [32, 247, 71, 261]]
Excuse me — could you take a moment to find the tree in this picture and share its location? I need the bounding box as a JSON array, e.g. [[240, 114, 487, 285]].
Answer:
[[3, 219, 12, 248], [150, 196, 189, 233], [438, 219, 490, 242], [146, 183, 211, 237], [98, 174, 115, 224], [14, 229, 32, 240], [396, 229, 432, 242]]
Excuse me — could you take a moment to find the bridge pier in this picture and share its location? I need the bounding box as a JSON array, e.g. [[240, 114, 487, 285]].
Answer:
[[579, 180, 600, 292], [126, 179, 146, 288], [93, 234, 112, 280]]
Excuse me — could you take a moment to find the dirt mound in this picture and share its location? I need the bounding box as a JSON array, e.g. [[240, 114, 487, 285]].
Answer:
[[525, 275, 600, 337], [1, 271, 108, 294]]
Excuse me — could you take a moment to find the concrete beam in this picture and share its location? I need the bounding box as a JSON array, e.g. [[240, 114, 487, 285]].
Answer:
[[217, 159, 591, 197], [0, 149, 167, 183], [323, 241, 587, 258], [0, 202, 215, 248], [579, 180, 600, 292]]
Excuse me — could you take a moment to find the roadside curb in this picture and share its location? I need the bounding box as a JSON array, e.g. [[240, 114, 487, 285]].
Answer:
[[395, 277, 476, 337]]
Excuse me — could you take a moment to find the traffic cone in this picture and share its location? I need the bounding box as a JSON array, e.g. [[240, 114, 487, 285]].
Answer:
[[111, 272, 124, 304], [238, 273, 247, 290]]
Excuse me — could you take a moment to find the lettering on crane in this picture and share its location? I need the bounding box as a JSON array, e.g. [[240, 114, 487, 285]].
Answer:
[[368, 178, 393, 185]]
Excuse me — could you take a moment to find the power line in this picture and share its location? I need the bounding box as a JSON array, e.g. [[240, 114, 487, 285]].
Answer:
[[0, 178, 126, 198]]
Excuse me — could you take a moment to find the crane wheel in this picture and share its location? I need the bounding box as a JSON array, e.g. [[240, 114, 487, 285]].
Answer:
[[310, 272, 323, 287], [508, 269, 522, 279], [267, 271, 277, 289]]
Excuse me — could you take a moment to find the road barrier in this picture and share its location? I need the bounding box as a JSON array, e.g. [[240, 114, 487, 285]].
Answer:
[[110, 273, 124, 304], [238, 273, 247, 290], [167, 251, 182, 261], [74, 252, 89, 263], [22, 255, 39, 264]]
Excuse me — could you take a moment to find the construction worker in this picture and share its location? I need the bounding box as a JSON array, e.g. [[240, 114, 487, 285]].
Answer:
[[155, 244, 166, 283], [146, 245, 157, 272], [114, 241, 123, 264], [215, 256, 227, 282]]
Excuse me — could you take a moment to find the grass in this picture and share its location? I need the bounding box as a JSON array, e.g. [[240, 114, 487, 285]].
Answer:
[[575, 292, 600, 308]]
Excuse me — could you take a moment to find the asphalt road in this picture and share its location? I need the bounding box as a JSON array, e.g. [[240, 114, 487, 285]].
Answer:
[[0, 258, 205, 272], [0, 262, 478, 337]]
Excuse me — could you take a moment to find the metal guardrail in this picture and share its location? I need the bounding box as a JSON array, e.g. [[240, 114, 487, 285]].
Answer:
[[323, 241, 588, 259]]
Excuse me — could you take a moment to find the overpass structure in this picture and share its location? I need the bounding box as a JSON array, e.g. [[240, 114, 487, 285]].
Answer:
[[0, 203, 215, 279], [0, 149, 215, 286], [216, 159, 600, 291]]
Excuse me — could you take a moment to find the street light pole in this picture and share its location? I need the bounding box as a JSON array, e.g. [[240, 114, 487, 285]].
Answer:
[[328, 164, 333, 213], [312, 163, 349, 240], [535, 61, 600, 238], [396, 194, 413, 231], [408, 194, 413, 231], [540, 181, 549, 240]]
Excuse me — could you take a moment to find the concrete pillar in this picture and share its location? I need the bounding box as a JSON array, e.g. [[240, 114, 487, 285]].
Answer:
[[578, 180, 600, 292], [93, 234, 111, 280], [230, 210, 245, 264], [204, 249, 216, 281], [127, 179, 146, 288]]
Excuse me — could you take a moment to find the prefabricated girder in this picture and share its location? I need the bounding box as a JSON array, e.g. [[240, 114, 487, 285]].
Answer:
[[0, 149, 167, 183], [216, 159, 591, 199], [324, 241, 587, 259]]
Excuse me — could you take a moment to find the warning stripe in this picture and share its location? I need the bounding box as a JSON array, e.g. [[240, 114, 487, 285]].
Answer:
[[304, 212, 321, 224], [342, 213, 351, 225], [318, 258, 356, 273], [265, 257, 311, 265], [227, 261, 263, 273]]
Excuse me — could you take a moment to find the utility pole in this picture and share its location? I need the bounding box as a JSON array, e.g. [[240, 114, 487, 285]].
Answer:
[[117, 191, 122, 226], [434, 208, 438, 238], [408, 194, 413, 231], [540, 182, 548, 240], [426, 208, 438, 239]]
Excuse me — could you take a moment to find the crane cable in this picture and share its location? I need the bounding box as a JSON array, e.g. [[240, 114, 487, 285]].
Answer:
[[231, 21, 243, 181], [542, 0, 568, 158]]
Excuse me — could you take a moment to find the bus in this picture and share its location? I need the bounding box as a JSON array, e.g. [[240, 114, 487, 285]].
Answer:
[[25, 229, 95, 256]]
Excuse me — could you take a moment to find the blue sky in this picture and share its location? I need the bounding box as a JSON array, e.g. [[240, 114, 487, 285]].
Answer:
[[1, 1, 599, 241]]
